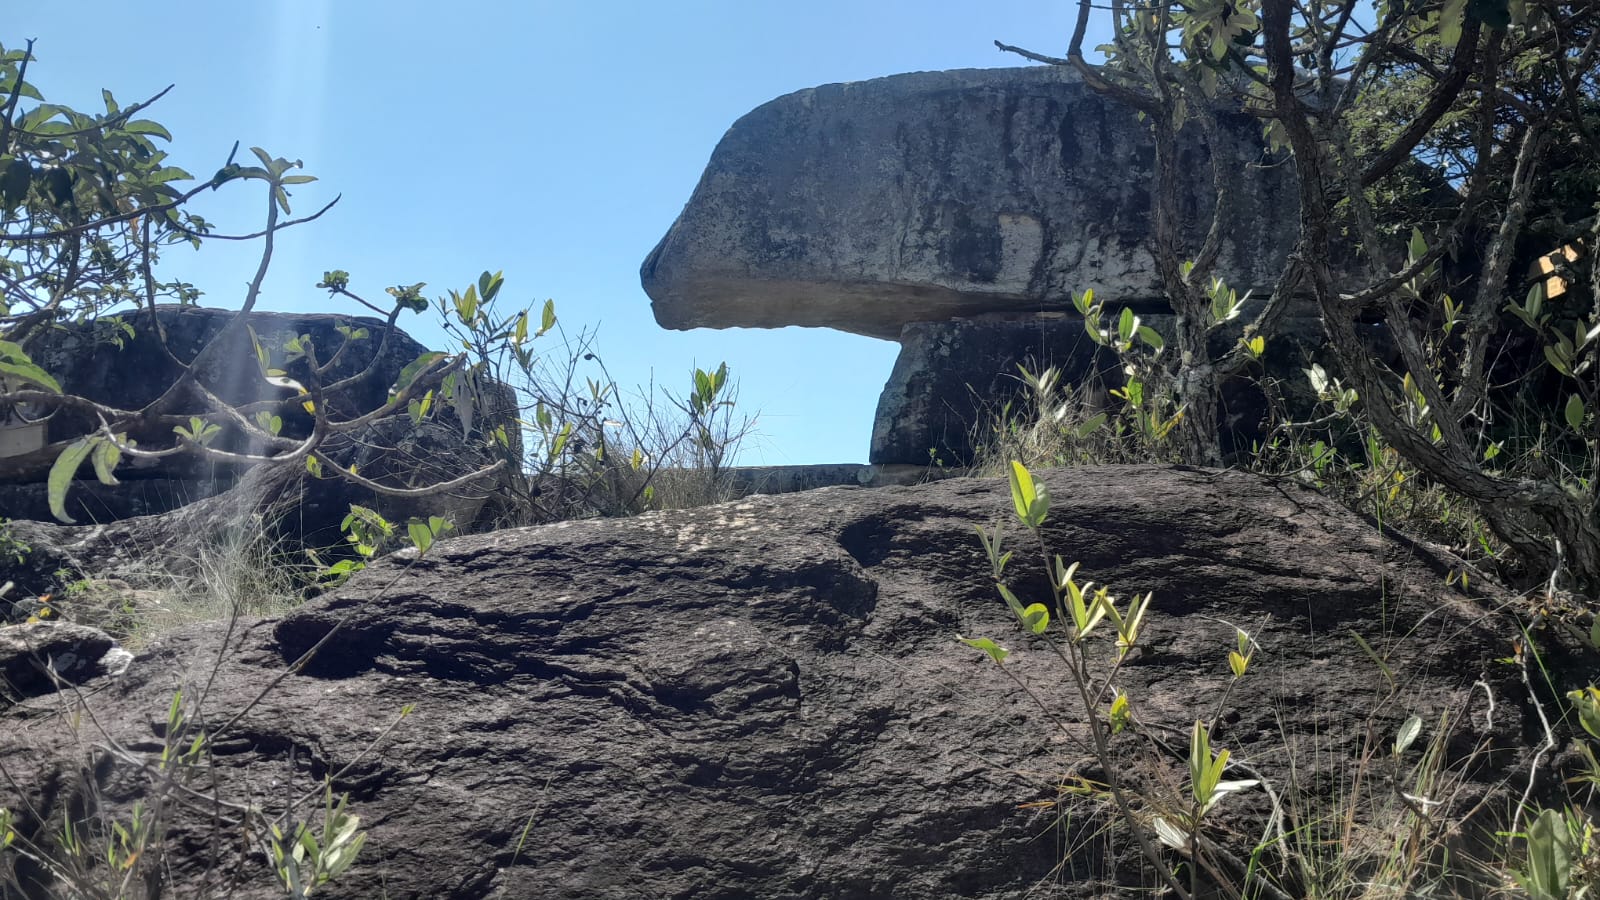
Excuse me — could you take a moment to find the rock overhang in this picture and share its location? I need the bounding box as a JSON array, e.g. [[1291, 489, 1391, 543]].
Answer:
[[643, 65, 1305, 340]]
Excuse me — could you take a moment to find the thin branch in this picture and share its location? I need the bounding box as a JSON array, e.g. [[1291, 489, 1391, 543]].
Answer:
[[0, 38, 36, 155], [0, 179, 213, 243], [994, 40, 1072, 67], [144, 176, 285, 415], [165, 195, 341, 242], [310, 452, 504, 498], [1358, 21, 1480, 187]]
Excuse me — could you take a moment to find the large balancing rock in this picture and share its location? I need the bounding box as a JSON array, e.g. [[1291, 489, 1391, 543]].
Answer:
[[643, 66, 1304, 340]]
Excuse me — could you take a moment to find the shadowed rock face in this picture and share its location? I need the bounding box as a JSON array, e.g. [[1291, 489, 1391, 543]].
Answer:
[[0, 307, 509, 543], [22, 306, 431, 450], [643, 66, 1303, 340], [869, 311, 1357, 465], [1, 467, 1566, 899]]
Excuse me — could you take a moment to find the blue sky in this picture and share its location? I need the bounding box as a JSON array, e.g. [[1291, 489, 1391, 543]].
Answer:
[[11, 1, 1092, 465]]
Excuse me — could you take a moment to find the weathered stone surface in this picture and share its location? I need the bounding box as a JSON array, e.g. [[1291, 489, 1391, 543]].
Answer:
[[0, 306, 507, 560], [0, 419, 502, 600], [0, 304, 437, 504], [0, 622, 125, 703], [18, 305, 431, 453], [0, 467, 1569, 898], [0, 475, 242, 524], [643, 66, 1306, 340], [873, 314, 1113, 465], [723, 462, 960, 495]]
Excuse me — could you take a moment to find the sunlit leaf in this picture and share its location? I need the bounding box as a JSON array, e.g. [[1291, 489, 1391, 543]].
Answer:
[[90, 436, 122, 485], [48, 438, 96, 523], [1008, 460, 1049, 529], [1109, 692, 1132, 734], [958, 635, 1010, 664], [1021, 602, 1050, 634], [1395, 715, 1423, 755]]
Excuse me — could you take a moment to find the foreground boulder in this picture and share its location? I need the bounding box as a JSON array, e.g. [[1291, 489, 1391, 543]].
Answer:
[[643, 66, 1308, 341], [0, 467, 1567, 898]]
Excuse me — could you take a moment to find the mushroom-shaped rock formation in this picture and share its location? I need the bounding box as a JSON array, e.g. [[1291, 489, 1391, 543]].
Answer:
[[642, 66, 1332, 463], [642, 66, 1303, 342]]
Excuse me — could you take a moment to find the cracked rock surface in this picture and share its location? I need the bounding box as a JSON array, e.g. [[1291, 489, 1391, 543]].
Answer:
[[0, 466, 1561, 898]]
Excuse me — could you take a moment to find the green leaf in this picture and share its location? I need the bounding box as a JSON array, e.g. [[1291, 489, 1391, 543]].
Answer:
[[1565, 394, 1585, 431], [1064, 575, 1108, 637], [1008, 460, 1049, 528], [1568, 687, 1600, 742], [1136, 326, 1164, 351], [392, 351, 447, 396], [1228, 650, 1250, 678], [1350, 631, 1394, 688], [958, 635, 1010, 664], [90, 437, 121, 485], [408, 521, 434, 556], [1439, 0, 1467, 47], [121, 119, 172, 141], [539, 299, 557, 336], [408, 389, 435, 425], [996, 583, 1027, 619], [48, 438, 96, 524], [454, 286, 479, 324], [1520, 808, 1574, 899], [1109, 693, 1132, 734], [0, 357, 62, 393], [145, 165, 193, 185], [1082, 314, 1107, 345], [478, 270, 504, 302], [1394, 715, 1423, 755], [1545, 345, 1574, 378], [1073, 413, 1107, 440], [1021, 603, 1051, 634], [1117, 307, 1136, 343], [1189, 719, 1215, 805], [17, 103, 65, 132]]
